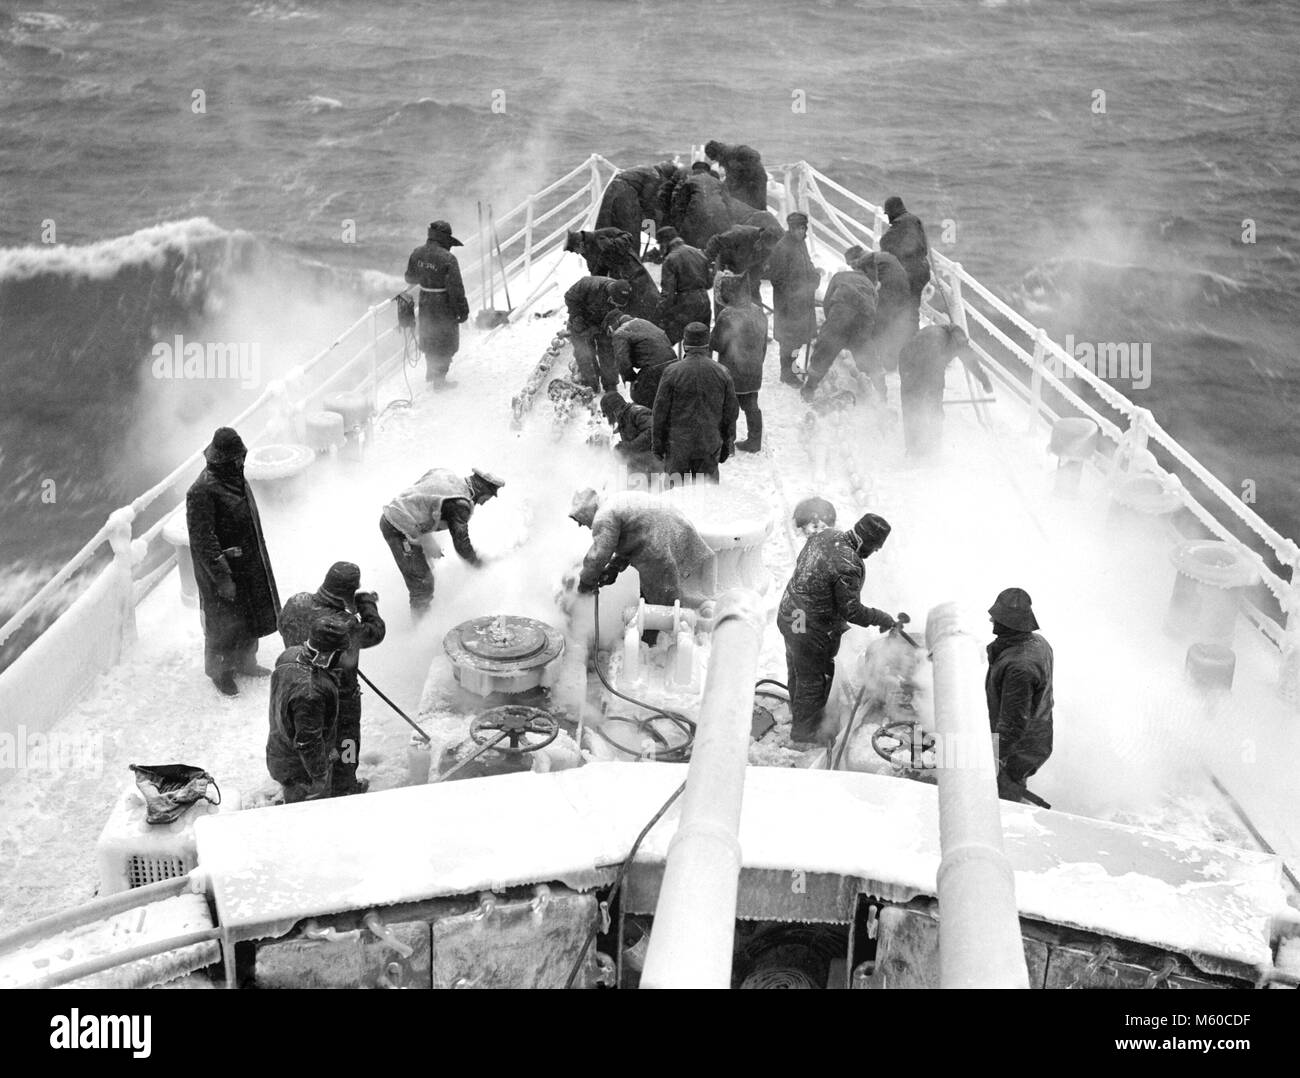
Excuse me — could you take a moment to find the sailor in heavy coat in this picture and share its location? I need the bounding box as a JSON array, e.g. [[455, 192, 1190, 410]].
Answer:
[[801, 250, 877, 400], [704, 221, 780, 304], [985, 588, 1054, 802], [278, 562, 386, 795], [608, 313, 676, 408], [565, 229, 660, 321], [668, 164, 733, 250], [897, 323, 992, 457], [765, 212, 820, 386], [710, 275, 769, 452], [703, 140, 769, 211], [186, 426, 280, 697], [378, 467, 504, 613], [655, 228, 713, 344], [599, 391, 660, 479], [878, 197, 931, 328], [777, 513, 896, 744], [652, 322, 739, 482], [564, 276, 632, 391], [404, 220, 470, 388], [266, 613, 352, 804], [856, 249, 914, 373], [569, 488, 715, 609], [595, 161, 677, 238]]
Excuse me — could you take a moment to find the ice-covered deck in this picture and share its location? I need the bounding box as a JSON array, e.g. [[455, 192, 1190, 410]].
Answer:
[[1, 186, 1296, 940]]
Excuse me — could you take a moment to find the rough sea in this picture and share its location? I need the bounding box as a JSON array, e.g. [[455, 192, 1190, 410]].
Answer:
[[1, 0, 1298, 648]]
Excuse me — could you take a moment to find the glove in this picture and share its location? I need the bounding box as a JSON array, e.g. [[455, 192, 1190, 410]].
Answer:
[[877, 613, 897, 632], [577, 579, 597, 595], [354, 590, 378, 606], [597, 566, 620, 587], [719, 442, 732, 464], [216, 578, 237, 602]]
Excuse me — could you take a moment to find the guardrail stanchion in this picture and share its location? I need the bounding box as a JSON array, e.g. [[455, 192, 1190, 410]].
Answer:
[[1027, 329, 1048, 433], [524, 195, 535, 278]]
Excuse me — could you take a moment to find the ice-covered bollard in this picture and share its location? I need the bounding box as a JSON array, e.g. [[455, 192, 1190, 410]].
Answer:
[[1048, 417, 1099, 498], [162, 509, 197, 608], [323, 391, 375, 461], [303, 410, 346, 456], [1164, 540, 1258, 645], [1185, 642, 1235, 693], [659, 484, 774, 597]]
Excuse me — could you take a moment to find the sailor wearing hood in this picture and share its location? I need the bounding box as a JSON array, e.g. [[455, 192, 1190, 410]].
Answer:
[[186, 427, 281, 696], [985, 588, 1054, 802], [405, 220, 470, 388]]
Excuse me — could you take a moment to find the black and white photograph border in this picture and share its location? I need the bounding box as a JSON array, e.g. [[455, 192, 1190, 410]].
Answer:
[[0, 0, 1296, 1018]]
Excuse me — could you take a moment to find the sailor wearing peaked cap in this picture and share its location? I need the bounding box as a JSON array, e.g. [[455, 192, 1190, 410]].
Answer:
[[469, 467, 505, 494]]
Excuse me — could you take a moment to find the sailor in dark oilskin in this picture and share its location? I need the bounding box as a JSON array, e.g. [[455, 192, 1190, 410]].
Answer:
[[897, 323, 992, 457], [703, 140, 769, 210], [595, 161, 677, 238], [564, 276, 632, 391], [186, 427, 280, 697], [765, 211, 820, 386], [878, 196, 932, 328], [654, 227, 714, 344], [985, 588, 1054, 802], [777, 512, 896, 745], [405, 221, 470, 388], [266, 613, 352, 804], [710, 275, 768, 452], [278, 562, 386, 795], [652, 322, 739, 482], [802, 249, 877, 400]]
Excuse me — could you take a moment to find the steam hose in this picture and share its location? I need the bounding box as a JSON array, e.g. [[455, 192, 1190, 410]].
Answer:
[[589, 587, 696, 762]]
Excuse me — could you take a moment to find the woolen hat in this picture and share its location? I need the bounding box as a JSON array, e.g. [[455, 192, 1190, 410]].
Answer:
[[989, 587, 1039, 632], [599, 390, 626, 420], [786, 212, 809, 227], [851, 512, 891, 550], [655, 226, 679, 245], [427, 220, 464, 247], [204, 427, 247, 465], [569, 487, 601, 525], [682, 322, 710, 347], [608, 279, 632, 305], [307, 613, 353, 654], [318, 561, 361, 604], [844, 244, 866, 265], [883, 196, 905, 221], [793, 496, 836, 529]]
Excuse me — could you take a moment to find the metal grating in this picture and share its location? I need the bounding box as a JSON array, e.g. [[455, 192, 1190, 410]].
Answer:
[[126, 854, 186, 889]]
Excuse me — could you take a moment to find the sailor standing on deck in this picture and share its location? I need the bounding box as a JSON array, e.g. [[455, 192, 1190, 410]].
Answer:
[[654, 228, 714, 345], [267, 613, 352, 804], [777, 512, 896, 747], [985, 588, 1054, 803], [765, 211, 820, 386], [186, 426, 280, 697], [405, 220, 470, 389], [897, 323, 992, 458], [651, 322, 739, 483], [379, 467, 505, 615], [278, 562, 386, 795], [878, 197, 932, 328]]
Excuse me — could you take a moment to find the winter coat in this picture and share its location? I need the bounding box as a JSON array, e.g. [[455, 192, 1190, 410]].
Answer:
[[266, 647, 340, 788], [186, 463, 280, 643], [404, 240, 469, 356], [765, 232, 819, 348], [777, 529, 893, 647], [381, 468, 480, 562], [596, 164, 672, 237], [710, 143, 768, 210], [277, 590, 386, 696], [878, 212, 931, 297], [609, 399, 654, 454], [652, 347, 739, 464], [565, 276, 626, 336], [570, 231, 660, 322], [986, 630, 1054, 782], [578, 491, 715, 606], [710, 301, 768, 394], [670, 170, 733, 249], [897, 325, 961, 405], [657, 239, 714, 344], [704, 225, 772, 277], [611, 317, 676, 405]]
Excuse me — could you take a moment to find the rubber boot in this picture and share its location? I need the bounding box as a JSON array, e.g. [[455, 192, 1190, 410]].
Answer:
[[779, 352, 801, 387], [212, 672, 239, 697], [736, 411, 762, 453]]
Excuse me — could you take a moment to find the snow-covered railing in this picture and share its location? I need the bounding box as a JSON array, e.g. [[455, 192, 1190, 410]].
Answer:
[[0, 156, 616, 745], [782, 160, 1300, 673]]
